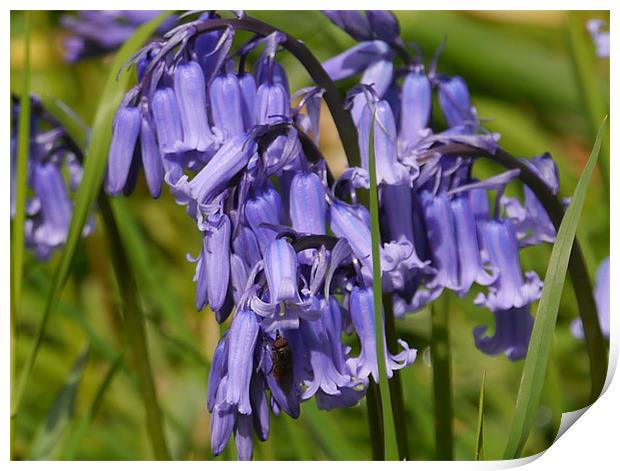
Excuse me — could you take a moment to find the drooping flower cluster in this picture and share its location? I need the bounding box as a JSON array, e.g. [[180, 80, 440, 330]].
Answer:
[[60, 10, 176, 63], [323, 10, 561, 360], [105, 9, 570, 460], [106, 11, 416, 460], [10, 94, 93, 259]]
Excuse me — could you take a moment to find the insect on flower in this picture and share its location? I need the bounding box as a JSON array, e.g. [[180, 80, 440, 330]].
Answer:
[[271, 330, 293, 389]]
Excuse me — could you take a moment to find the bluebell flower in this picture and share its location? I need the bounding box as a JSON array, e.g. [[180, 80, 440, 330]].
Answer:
[[226, 309, 260, 414], [28, 161, 73, 253], [138, 114, 165, 198], [323, 40, 393, 123], [366, 11, 401, 43], [175, 61, 215, 151], [572, 257, 610, 339], [323, 11, 373, 41], [289, 171, 327, 235], [474, 219, 543, 311], [238, 72, 258, 129], [348, 287, 417, 382], [106, 104, 141, 195], [299, 306, 352, 399], [473, 306, 534, 361], [209, 73, 246, 140], [263, 238, 300, 304], [11, 95, 93, 259], [586, 19, 610, 58], [61, 11, 176, 63], [400, 66, 432, 150], [232, 226, 262, 269], [323, 10, 401, 43], [255, 82, 290, 125], [244, 184, 283, 255], [203, 214, 232, 317], [357, 97, 409, 185], [103, 10, 574, 460], [151, 87, 188, 155], [437, 75, 478, 130], [502, 154, 559, 246], [250, 238, 322, 332], [189, 134, 258, 204]]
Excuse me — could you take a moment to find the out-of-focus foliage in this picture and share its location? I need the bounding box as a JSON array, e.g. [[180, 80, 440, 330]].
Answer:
[[10, 10, 609, 460]]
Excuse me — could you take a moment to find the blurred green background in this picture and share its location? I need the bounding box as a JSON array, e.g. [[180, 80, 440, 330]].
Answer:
[[10, 10, 610, 460]]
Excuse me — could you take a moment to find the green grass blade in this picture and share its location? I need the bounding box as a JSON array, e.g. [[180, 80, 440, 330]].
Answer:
[[110, 198, 196, 347], [475, 370, 486, 461], [503, 119, 606, 459], [11, 12, 172, 421], [367, 114, 399, 460], [27, 346, 90, 459], [35, 96, 204, 362], [10, 11, 31, 459], [99, 196, 171, 460], [10, 11, 31, 335], [430, 293, 453, 459], [567, 12, 610, 204], [63, 353, 124, 459]]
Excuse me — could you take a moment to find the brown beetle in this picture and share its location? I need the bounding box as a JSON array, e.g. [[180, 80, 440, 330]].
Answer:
[[271, 330, 293, 389]]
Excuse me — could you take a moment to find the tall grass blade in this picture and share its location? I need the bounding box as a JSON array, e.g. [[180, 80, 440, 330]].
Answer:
[[110, 198, 195, 346], [10, 11, 31, 458], [430, 293, 453, 459], [27, 346, 90, 459], [11, 12, 172, 421], [99, 196, 171, 460], [63, 353, 124, 459], [503, 119, 606, 459], [367, 115, 399, 460], [475, 370, 486, 461], [35, 98, 201, 363]]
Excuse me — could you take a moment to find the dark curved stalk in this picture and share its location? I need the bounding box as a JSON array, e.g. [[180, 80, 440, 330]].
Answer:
[[430, 293, 453, 459], [383, 293, 411, 460], [366, 382, 385, 460], [259, 122, 335, 186], [434, 143, 607, 401], [189, 17, 361, 168]]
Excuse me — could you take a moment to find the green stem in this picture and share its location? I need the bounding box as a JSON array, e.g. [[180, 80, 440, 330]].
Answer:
[[10, 13, 172, 426], [11, 12, 31, 459], [430, 293, 453, 460], [383, 294, 411, 460], [367, 115, 399, 460], [366, 382, 385, 460], [99, 196, 171, 460], [567, 12, 610, 205]]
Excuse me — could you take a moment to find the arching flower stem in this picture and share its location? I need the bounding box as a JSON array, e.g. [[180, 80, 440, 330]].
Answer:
[[177, 16, 362, 168], [434, 142, 607, 401]]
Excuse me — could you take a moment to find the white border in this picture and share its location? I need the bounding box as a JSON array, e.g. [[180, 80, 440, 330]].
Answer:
[[3, 2, 617, 468]]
